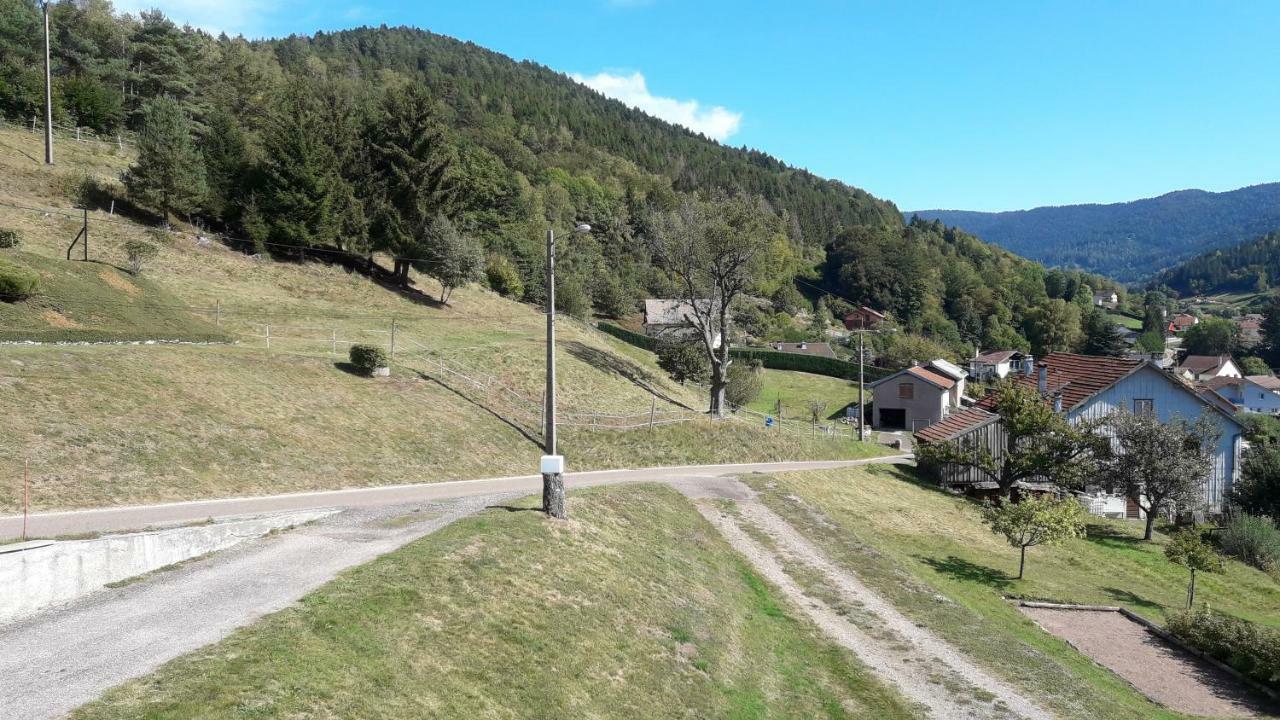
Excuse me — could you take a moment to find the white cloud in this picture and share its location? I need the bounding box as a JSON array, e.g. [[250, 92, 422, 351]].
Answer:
[[571, 71, 742, 142], [112, 0, 271, 37]]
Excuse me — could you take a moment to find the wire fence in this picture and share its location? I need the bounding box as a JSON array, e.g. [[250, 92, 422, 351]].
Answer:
[[0, 115, 135, 152]]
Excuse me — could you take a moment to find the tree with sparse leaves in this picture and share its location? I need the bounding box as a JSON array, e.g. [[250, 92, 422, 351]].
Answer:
[[647, 195, 778, 416], [1102, 410, 1218, 541], [1164, 529, 1223, 609], [919, 382, 1107, 501], [124, 96, 205, 223], [982, 495, 1087, 579]]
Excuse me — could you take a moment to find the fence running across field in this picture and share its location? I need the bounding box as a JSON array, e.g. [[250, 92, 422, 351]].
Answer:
[[0, 115, 135, 151]]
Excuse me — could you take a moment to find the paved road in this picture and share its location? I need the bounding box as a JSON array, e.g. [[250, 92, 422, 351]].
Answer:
[[0, 457, 909, 719], [0, 457, 910, 541]]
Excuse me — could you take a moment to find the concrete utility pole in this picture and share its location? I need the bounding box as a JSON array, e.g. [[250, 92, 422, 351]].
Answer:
[[540, 223, 591, 519], [42, 1, 53, 165]]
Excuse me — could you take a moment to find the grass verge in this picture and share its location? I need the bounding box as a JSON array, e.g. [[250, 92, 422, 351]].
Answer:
[[71, 484, 917, 719], [742, 464, 1280, 720]]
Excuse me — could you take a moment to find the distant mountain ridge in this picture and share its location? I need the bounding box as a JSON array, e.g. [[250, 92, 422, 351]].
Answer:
[[911, 183, 1280, 282]]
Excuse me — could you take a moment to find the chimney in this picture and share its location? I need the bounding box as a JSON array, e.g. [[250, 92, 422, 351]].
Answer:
[[1037, 362, 1048, 394], [1053, 391, 1063, 413], [910, 359, 919, 367], [1023, 356, 1035, 377]]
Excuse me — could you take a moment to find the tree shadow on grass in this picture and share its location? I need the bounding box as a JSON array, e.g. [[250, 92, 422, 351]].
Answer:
[[919, 555, 1015, 590], [486, 504, 543, 513], [333, 361, 365, 377], [1085, 524, 1147, 552], [410, 369, 544, 450], [1101, 587, 1165, 612], [564, 340, 694, 410]]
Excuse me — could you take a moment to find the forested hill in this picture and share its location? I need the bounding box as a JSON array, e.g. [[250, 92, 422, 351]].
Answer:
[[0, 4, 1122, 358], [1156, 230, 1280, 296], [912, 183, 1280, 282]]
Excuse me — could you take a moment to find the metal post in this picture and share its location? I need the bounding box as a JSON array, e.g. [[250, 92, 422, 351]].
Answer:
[[389, 318, 397, 361], [82, 207, 88, 261], [42, 2, 53, 165], [649, 395, 656, 430], [541, 227, 566, 518], [858, 328, 866, 442], [544, 228, 557, 456], [265, 324, 271, 351], [331, 328, 337, 356], [215, 299, 221, 327]]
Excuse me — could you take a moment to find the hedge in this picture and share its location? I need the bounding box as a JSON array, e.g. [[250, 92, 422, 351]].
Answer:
[[597, 322, 894, 382], [1166, 607, 1280, 691]]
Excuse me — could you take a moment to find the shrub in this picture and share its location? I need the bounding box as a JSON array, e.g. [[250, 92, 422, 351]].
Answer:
[[1218, 514, 1280, 572], [725, 360, 763, 408], [124, 240, 159, 274], [0, 259, 39, 301], [485, 253, 523, 298], [0, 229, 19, 249], [1166, 607, 1280, 691], [657, 340, 709, 385], [349, 344, 389, 376], [555, 276, 591, 320]]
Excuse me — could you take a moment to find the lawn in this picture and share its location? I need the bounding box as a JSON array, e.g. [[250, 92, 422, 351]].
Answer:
[[70, 484, 917, 719], [745, 369, 864, 420], [0, 342, 888, 512], [1105, 311, 1143, 330], [742, 465, 1280, 720]]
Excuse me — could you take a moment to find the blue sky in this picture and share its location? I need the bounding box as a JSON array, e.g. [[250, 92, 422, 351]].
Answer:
[[119, 0, 1280, 212]]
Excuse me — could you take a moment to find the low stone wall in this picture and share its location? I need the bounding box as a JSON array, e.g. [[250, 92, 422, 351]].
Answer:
[[0, 509, 334, 625]]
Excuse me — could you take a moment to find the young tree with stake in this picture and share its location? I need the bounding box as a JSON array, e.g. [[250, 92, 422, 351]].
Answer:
[[1164, 529, 1223, 608], [982, 495, 1087, 579]]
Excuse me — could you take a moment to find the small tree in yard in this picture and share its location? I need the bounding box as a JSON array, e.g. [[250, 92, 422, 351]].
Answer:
[[657, 340, 709, 385], [647, 195, 777, 416], [124, 240, 158, 274], [982, 495, 1087, 579], [1103, 411, 1218, 541], [1165, 529, 1223, 609], [919, 382, 1107, 501], [419, 215, 483, 305]]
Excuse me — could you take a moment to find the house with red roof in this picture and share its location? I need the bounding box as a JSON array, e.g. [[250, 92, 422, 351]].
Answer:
[[916, 352, 1244, 513]]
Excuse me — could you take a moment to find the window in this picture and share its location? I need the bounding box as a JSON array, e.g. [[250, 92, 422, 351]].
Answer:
[[1133, 398, 1154, 416], [898, 382, 914, 400]]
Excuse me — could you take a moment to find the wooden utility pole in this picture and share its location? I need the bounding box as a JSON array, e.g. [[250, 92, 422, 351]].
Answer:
[[42, 1, 53, 165]]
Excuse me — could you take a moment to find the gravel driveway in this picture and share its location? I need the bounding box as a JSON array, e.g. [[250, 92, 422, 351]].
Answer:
[[1021, 607, 1276, 718]]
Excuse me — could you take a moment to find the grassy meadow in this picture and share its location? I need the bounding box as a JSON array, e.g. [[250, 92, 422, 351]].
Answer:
[[70, 484, 918, 720], [743, 465, 1280, 720], [744, 368, 865, 420]]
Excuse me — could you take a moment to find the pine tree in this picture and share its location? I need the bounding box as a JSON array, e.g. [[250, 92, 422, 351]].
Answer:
[[124, 96, 206, 223], [259, 90, 340, 255], [367, 85, 457, 283], [1081, 308, 1127, 357]]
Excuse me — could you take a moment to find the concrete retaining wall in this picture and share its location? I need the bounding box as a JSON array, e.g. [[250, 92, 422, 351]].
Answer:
[[0, 509, 334, 625]]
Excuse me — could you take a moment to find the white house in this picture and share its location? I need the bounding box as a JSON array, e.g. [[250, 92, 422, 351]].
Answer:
[[969, 350, 1030, 380], [1093, 291, 1119, 309], [1203, 375, 1280, 415], [1176, 355, 1242, 382]]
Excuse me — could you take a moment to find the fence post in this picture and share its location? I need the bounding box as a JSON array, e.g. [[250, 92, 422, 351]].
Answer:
[[389, 318, 397, 360], [266, 324, 271, 351], [82, 207, 88, 261], [214, 299, 221, 327], [75, 126, 80, 142], [649, 395, 656, 431], [331, 329, 337, 357]]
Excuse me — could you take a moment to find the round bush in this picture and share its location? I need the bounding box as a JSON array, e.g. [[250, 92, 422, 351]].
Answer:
[[0, 229, 19, 249], [0, 258, 39, 301], [349, 344, 389, 376]]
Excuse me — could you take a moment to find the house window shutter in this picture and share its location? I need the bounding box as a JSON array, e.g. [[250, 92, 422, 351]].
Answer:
[[898, 383, 914, 400]]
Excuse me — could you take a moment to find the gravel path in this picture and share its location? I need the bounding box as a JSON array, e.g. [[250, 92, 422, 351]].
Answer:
[[1021, 607, 1276, 718], [0, 495, 508, 720], [684, 478, 1051, 720]]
